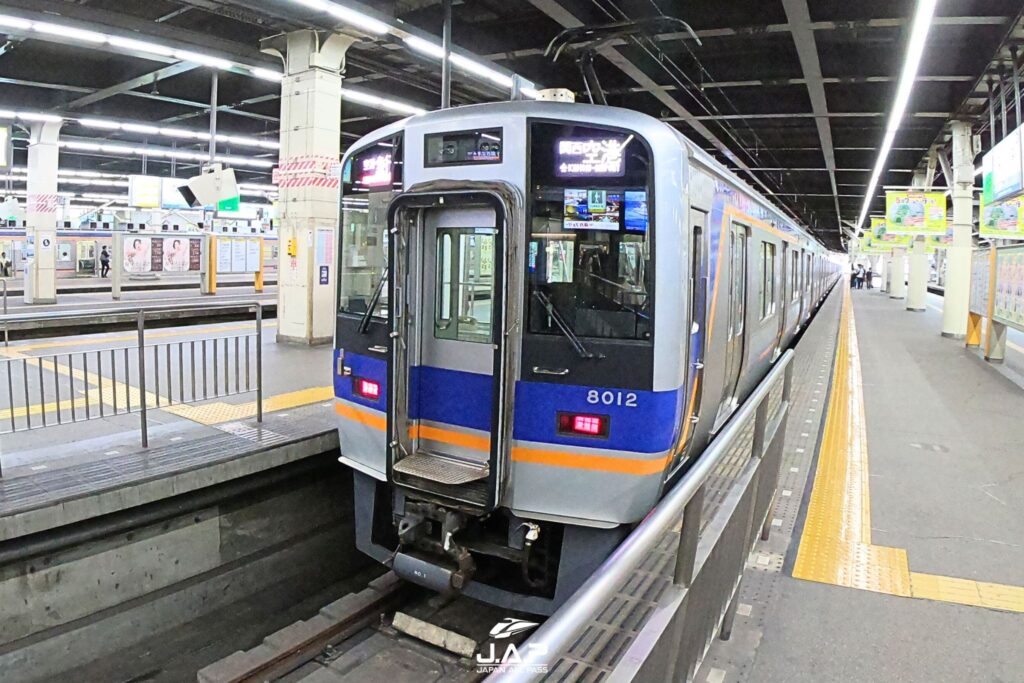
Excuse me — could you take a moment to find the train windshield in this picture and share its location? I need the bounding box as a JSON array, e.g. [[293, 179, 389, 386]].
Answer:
[[338, 137, 403, 320], [527, 122, 652, 340]]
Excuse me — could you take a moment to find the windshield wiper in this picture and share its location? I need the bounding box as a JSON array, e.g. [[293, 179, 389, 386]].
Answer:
[[358, 267, 388, 334], [532, 290, 602, 359]]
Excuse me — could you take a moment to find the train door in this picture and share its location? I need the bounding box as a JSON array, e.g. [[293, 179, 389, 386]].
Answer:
[[673, 209, 710, 469], [774, 242, 787, 357], [714, 221, 747, 430], [390, 201, 506, 511]]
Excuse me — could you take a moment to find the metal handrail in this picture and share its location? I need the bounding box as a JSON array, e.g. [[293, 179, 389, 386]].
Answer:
[[0, 299, 265, 326], [492, 349, 795, 681]]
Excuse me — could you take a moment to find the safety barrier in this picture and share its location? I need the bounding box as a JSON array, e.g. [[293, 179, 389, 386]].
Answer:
[[493, 349, 795, 682], [0, 302, 264, 473]]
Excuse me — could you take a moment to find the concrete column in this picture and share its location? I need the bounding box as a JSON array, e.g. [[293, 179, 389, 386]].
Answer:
[[941, 121, 974, 338], [265, 30, 356, 345], [879, 254, 890, 293], [906, 237, 928, 310], [890, 248, 907, 299], [906, 172, 929, 311], [24, 121, 61, 304]]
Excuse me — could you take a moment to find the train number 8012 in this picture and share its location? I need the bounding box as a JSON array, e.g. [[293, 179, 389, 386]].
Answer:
[[586, 390, 638, 407]]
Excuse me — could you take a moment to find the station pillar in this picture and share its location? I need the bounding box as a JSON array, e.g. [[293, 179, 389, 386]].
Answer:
[[23, 120, 61, 304], [941, 121, 974, 339], [890, 248, 907, 299], [906, 172, 929, 310], [263, 29, 356, 345]]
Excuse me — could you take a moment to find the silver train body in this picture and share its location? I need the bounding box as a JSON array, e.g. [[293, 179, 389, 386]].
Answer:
[[332, 101, 839, 614]]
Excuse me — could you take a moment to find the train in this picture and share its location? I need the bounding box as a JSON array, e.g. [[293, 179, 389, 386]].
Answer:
[[332, 100, 840, 614]]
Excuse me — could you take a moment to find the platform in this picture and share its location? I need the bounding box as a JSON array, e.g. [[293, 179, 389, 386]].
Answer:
[[0, 320, 335, 539], [700, 285, 1024, 683]]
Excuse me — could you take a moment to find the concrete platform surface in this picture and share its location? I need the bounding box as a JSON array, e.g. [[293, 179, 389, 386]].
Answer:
[[701, 285, 1024, 683]]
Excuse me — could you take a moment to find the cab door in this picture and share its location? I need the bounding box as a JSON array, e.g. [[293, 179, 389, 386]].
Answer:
[[389, 201, 505, 510]]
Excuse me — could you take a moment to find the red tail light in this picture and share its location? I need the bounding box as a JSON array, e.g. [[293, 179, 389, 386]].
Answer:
[[354, 378, 381, 400], [557, 412, 609, 438]]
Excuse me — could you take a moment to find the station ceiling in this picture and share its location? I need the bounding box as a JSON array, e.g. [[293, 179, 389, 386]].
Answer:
[[1, 0, 1023, 249]]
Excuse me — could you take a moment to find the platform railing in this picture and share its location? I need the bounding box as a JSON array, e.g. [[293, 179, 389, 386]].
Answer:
[[0, 302, 264, 470], [492, 349, 795, 683]]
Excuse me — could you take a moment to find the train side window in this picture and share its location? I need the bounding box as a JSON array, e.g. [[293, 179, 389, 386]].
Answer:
[[791, 250, 800, 301], [760, 241, 776, 319], [434, 228, 496, 344], [730, 223, 747, 338]]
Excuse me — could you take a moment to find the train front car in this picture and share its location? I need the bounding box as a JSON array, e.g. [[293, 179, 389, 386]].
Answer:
[[334, 102, 689, 614]]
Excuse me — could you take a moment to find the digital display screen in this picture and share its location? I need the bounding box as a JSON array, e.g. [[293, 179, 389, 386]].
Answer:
[[425, 128, 503, 166], [359, 152, 393, 187], [624, 190, 648, 232], [563, 189, 622, 231], [555, 136, 630, 177]]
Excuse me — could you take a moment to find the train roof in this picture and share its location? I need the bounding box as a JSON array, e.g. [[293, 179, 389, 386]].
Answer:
[[343, 100, 825, 251]]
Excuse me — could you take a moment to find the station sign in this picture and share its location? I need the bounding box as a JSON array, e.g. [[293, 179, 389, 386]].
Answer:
[[555, 136, 630, 177], [981, 126, 1023, 205], [884, 191, 947, 235]]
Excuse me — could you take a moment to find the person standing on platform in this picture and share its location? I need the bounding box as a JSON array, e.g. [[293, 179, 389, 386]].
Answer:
[[0, 251, 10, 277], [99, 246, 111, 278], [865, 266, 874, 289], [850, 265, 859, 289]]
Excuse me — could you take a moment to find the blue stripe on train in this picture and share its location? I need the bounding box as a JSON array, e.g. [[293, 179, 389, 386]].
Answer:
[[512, 380, 684, 453], [333, 352, 686, 453], [409, 365, 493, 432], [334, 350, 388, 411]]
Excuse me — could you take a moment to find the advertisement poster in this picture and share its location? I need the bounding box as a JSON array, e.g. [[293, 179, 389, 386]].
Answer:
[[885, 191, 948, 235], [123, 235, 153, 273], [993, 246, 1024, 328], [979, 196, 1024, 240], [866, 217, 912, 250], [162, 237, 192, 272], [970, 250, 990, 315], [189, 238, 202, 271], [150, 236, 164, 271]]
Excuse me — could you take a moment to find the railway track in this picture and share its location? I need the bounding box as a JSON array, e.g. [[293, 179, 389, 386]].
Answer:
[[199, 573, 542, 683]]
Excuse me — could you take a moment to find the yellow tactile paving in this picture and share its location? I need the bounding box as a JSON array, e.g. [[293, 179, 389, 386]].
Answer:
[[793, 286, 1024, 613], [161, 385, 333, 425]]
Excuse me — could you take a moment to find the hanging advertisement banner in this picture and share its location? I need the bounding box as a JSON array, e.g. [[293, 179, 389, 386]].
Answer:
[[884, 191, 948, 235], [979, 195, 1024, 240], [865, 216, 912, 251]]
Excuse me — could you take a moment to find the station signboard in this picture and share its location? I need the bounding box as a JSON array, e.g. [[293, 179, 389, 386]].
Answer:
[[981, 126, 1024, 205], [884, 191, 948, 235]]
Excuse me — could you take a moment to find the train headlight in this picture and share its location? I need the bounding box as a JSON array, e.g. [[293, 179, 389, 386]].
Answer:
[[354, 377, 381, 401], [557, 412, 609, 438]]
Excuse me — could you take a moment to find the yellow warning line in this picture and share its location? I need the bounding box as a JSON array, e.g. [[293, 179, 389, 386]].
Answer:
[[793, 286, 1024, 612], [161, 385, 333, 425]]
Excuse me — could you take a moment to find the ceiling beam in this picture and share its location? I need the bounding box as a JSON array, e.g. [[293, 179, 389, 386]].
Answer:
[[783, 0, 842, 229], [484, 16, 1011, 61], [662, 112, 950, 121], [65, 62, 200, 109], [601, 75, 974, 94]]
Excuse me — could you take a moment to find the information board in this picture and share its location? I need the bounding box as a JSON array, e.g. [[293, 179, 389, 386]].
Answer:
[[993, 246, 1024, 327], [214, 236, 262, 274], [970, 249, 990, 316], [885, 191, 948, 235], [982, 127, 1024, 204]]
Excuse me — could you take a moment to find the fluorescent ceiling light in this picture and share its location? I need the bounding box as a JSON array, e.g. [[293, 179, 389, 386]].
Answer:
[[107, 36, 176, 57], [33, 21, 106, 43], [251, 68, 283, 82], [174, 50, 232, 70], [0, 14, 32, 30], [855, 0, 937, 234], [80, 118, 121, 130], [57, 140, 273, 168], [16, 111, 62, 123], [404, 35, 446, 59], [0, 109, 16, 119], [121, 123, 161, 135], [450, 54, 513, 88], [342, 88, 426, 116], [325, 5, 389, 35]]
